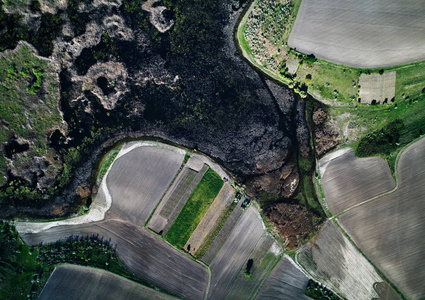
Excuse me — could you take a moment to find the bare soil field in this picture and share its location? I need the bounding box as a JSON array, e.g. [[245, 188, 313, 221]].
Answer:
[[339, 137, 425, 299], [358, 72, 396, 104], [202, 199, 244, 264], [254, 256, 310, 300], [226, 234, 282, 300], [20, 219, 208, 300], [319, 148, 395, 214], [208, 206, 266, 299], [288, 0, 425, 68], [297, 221, 390, 300], [39, 264, 177, 300], [185, 183, 235, 255], [106, 145, 184, 226]]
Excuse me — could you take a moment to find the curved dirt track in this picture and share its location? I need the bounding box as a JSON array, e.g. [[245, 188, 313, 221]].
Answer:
[[289, 0, 425, 67], [18, 143, 208, 300]]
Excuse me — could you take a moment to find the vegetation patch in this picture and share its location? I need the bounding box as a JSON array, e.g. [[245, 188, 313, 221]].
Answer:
[[0, 220, 163, 300], [96, 145, 122, 185], [305, 280, 340, 300], [166, 168, 223, 249]]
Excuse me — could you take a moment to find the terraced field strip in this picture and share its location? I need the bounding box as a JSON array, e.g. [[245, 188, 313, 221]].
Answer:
[[39, 264, 178, 300], [106, 145, 184, 226], [319, 148, 395, 215], [202, 199, 244, 264], [226, 234, 282, 300], [207, 206, 265, 300], [185, 183, 235, 255], [20, 220, 209, 300], [297, 220, 389, 300], [254, 256, 310, 300], [338, 137, 425, 299], [166, 168, 224, 249], [160, 165, 208, 235]]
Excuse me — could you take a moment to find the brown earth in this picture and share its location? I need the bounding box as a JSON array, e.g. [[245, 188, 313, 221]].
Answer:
[[263, 203, 313, 250], [312, 107, 340, 156]]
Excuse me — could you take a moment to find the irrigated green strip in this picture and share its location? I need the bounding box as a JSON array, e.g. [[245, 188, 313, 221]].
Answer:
[[166, 168, 224, 249]]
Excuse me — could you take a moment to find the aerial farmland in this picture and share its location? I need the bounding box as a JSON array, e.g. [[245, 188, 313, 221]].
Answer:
[[288, 0, 425, 68], [318, 137, 425, 300], [15, 141, 317, 299]]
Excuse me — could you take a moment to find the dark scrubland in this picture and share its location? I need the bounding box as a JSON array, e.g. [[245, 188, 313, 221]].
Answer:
[[0, 0, 325, 247]]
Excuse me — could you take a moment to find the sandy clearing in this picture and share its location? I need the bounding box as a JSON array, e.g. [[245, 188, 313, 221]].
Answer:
[[190, 152, 230, 180], [339, 137, 425, 299], [185, 183, 235, 255], [286, 53, 299, 76], [288, 0, 425, 68], [319, 148, 395, 214], [39, 264, 177, 300], [358, 72, 396, 104], [106, 145, 184, 226], [207, 206, 265, 299], [255, 256, 310, 300], [21, 219, 208, 300], [297, 221, 385, 300]]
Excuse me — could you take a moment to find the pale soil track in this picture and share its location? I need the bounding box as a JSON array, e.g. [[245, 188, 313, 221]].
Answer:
[[338, 137, 425, 300], [288, 0, 425, 68], [16, 143, 208, 300], [39, 264, 177, 300], [319, 148, 395, 214]]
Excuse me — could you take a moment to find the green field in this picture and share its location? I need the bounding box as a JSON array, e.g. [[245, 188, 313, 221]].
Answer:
[[166, 168, 224, 249]]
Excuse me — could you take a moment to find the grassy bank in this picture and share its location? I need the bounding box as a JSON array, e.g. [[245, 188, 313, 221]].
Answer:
[[166, 168, 224, 249]]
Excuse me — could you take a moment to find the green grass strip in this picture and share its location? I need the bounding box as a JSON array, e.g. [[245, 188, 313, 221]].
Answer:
[[166, 168, 224, 249]]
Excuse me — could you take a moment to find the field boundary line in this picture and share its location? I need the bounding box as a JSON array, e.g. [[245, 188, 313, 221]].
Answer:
[[331, 135, 425, 219], [331, 219, 406, 300]]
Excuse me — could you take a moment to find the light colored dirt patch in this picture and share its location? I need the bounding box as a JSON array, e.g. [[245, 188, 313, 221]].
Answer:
[[339, 137, 425, 299], [185, 183, 235, 255], [288, 0, 425, 68], [358, 72, 396, 104], [186, 156, 204, 171], [39, 264, 177, 300], [319, 148, 395, 214], [298, 221, 385, 300], [286, 53, 299, 75]]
